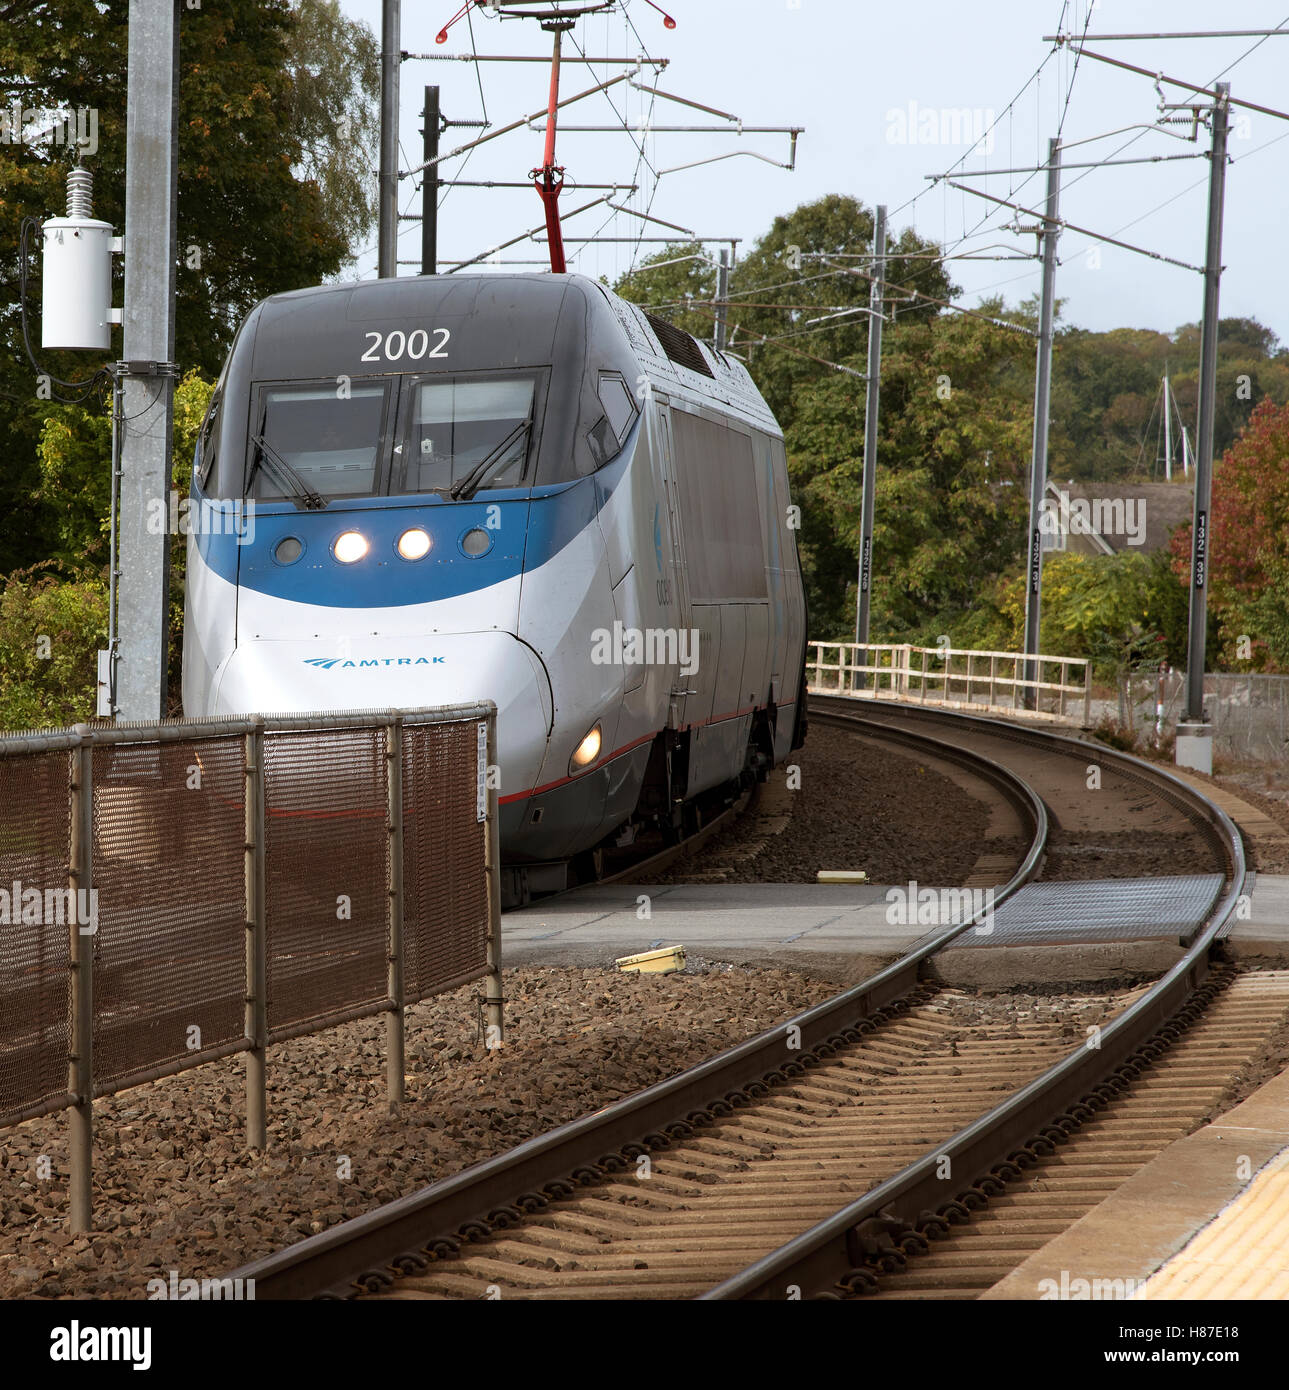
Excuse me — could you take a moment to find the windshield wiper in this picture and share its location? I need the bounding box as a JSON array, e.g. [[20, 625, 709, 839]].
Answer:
[[449, 420, 531, 502], [247, 432, 327, 511]]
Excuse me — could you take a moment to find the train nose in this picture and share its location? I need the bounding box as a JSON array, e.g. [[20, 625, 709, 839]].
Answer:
[[212, 633, 554, 791]]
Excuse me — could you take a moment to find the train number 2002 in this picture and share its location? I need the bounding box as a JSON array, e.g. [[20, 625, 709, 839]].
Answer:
[[360, 328, 451, 363]]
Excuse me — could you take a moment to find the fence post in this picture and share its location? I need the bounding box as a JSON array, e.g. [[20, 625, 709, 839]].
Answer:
[[483, 712, 505, 1048], [385, 716, 405, 1113], [243, 720, 268, 1150], [1083, 660, 1092, 727], [1058, 660, 1067, 720], [989, 655, 997, 709], [67, 729, 94, 1233], [965, 651, 974, 707], [1013, 656, 1022, 709], [812, 642, 822, 692]]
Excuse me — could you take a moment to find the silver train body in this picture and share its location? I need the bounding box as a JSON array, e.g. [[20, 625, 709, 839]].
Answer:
[[182, 273, 807, 900]]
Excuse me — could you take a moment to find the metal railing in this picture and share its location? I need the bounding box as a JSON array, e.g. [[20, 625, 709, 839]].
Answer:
[[807, 642, 1092, 724], [0, 704, 501, 1233]]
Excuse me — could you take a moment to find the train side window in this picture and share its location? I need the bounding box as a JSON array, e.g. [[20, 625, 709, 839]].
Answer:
[[598, 373, 637, 444], [196, 392, 221, 491]]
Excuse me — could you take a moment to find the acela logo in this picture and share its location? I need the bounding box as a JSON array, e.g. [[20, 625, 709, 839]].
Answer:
[[304, 656, 445, 670]]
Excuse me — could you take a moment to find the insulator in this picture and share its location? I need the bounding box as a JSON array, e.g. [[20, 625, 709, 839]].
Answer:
[[67, 166, 94, 219]]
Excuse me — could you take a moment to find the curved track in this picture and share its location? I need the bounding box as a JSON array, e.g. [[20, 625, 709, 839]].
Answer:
[[228, 697, 1249, 1300]]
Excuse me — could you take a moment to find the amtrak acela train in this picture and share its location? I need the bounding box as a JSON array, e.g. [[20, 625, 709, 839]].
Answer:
[[182, 273, 807, 903]]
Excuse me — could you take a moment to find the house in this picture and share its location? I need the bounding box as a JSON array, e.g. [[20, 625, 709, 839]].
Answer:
[[1039, 480, 1194, 557]]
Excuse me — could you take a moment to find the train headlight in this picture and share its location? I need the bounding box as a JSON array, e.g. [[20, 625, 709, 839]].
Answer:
[[569, 723, 602, 775], [333, 531, 369, 564], [396, 527, 432, 561]]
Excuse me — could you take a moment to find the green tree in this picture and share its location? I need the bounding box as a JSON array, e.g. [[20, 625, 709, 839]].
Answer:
[[788, 307, 1034, 638], [34, 372, 213, 713], [0, 0, 372, 576], [615, 195, 958, 431], [288, 0, 380, 250]]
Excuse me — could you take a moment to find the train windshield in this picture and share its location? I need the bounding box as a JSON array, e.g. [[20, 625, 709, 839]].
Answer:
[[249, 382, 391, 502], [244, 374, 541, 502], [398, 375, 536, 496]]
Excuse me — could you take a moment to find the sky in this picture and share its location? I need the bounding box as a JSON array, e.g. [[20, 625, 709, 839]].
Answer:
[[339, 1, 1289, 346]]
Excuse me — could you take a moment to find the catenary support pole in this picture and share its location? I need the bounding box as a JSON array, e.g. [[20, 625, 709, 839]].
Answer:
[[421, 85, 439, 275], [116, 0, 179, 719], [714, 248, 729, 351], [378, 0, 401, 279], [1184, 84, 1230, 726], [1022, 139, 1062, 707], [854, 203, 886, 689]]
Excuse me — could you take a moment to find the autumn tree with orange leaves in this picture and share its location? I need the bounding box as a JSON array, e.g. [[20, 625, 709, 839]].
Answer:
[[1171, 397, 1289, 671]]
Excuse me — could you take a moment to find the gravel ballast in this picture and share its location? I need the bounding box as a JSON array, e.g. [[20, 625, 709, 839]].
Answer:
[[1, 965, 839, 1301], [641, 726, 995, 886]]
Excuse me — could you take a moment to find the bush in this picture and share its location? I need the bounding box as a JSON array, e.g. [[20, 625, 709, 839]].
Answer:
[[1089, 714, 1140, 754], [0, 563, 108, 730]]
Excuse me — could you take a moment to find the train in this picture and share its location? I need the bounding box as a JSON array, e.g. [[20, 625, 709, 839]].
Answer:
[[182, 272, 808, 903]]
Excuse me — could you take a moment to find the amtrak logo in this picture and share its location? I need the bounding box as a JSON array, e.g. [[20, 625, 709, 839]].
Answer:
[[304, 656, 445, 670]]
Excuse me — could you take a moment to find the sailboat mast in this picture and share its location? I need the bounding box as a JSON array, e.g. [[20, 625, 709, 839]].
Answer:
[[1163, 368, 1172, 482]]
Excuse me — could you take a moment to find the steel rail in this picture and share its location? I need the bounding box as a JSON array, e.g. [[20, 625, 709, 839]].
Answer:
[[227, 719, 1048, 1298], [701, 696, 1246, 1299]]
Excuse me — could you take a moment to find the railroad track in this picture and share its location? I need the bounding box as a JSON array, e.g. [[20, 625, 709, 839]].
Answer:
[[229, 697, 1254, 1300]]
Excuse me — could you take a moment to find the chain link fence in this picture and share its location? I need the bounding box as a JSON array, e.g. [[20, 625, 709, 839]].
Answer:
[[1114, 671, 1289, 765], [0, 704, 500, 1232]]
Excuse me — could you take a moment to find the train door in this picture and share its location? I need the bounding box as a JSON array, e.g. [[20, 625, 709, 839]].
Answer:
[[651, 398, 694, 731]]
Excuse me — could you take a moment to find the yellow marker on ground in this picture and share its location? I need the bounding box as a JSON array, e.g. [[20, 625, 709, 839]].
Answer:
[[615, 945, 686, 975], [816, 870, 869, 883]]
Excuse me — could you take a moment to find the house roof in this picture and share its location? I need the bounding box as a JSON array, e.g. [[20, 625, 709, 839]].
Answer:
[[1045, 479, 1194, 554]]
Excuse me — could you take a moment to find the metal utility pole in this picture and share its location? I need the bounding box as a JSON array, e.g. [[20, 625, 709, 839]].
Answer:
[[1182, 82, 1230, 736], [1022, 138, 1062, 707], [854, 203, 886, 685], [378, 0, 401, 279], [116, 0, 180, 720], [714, 248, 729, 351], [421, 85, 440, 275]]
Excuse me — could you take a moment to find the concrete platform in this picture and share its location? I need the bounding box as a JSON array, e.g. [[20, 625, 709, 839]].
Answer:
[[502, 875, 1289, 984], [983, 1043, 1289, 1301]]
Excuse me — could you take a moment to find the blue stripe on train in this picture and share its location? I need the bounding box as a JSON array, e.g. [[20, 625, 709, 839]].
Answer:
[[192, 437, 632, 609]]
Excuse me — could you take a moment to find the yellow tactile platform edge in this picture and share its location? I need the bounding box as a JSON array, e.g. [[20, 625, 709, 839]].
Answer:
[[1139, 1150, 1289, 1300]]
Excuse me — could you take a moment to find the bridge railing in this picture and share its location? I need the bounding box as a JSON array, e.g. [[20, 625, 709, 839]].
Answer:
[[808, 642, 1092, 724], [0, 703, 501, 1233]]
